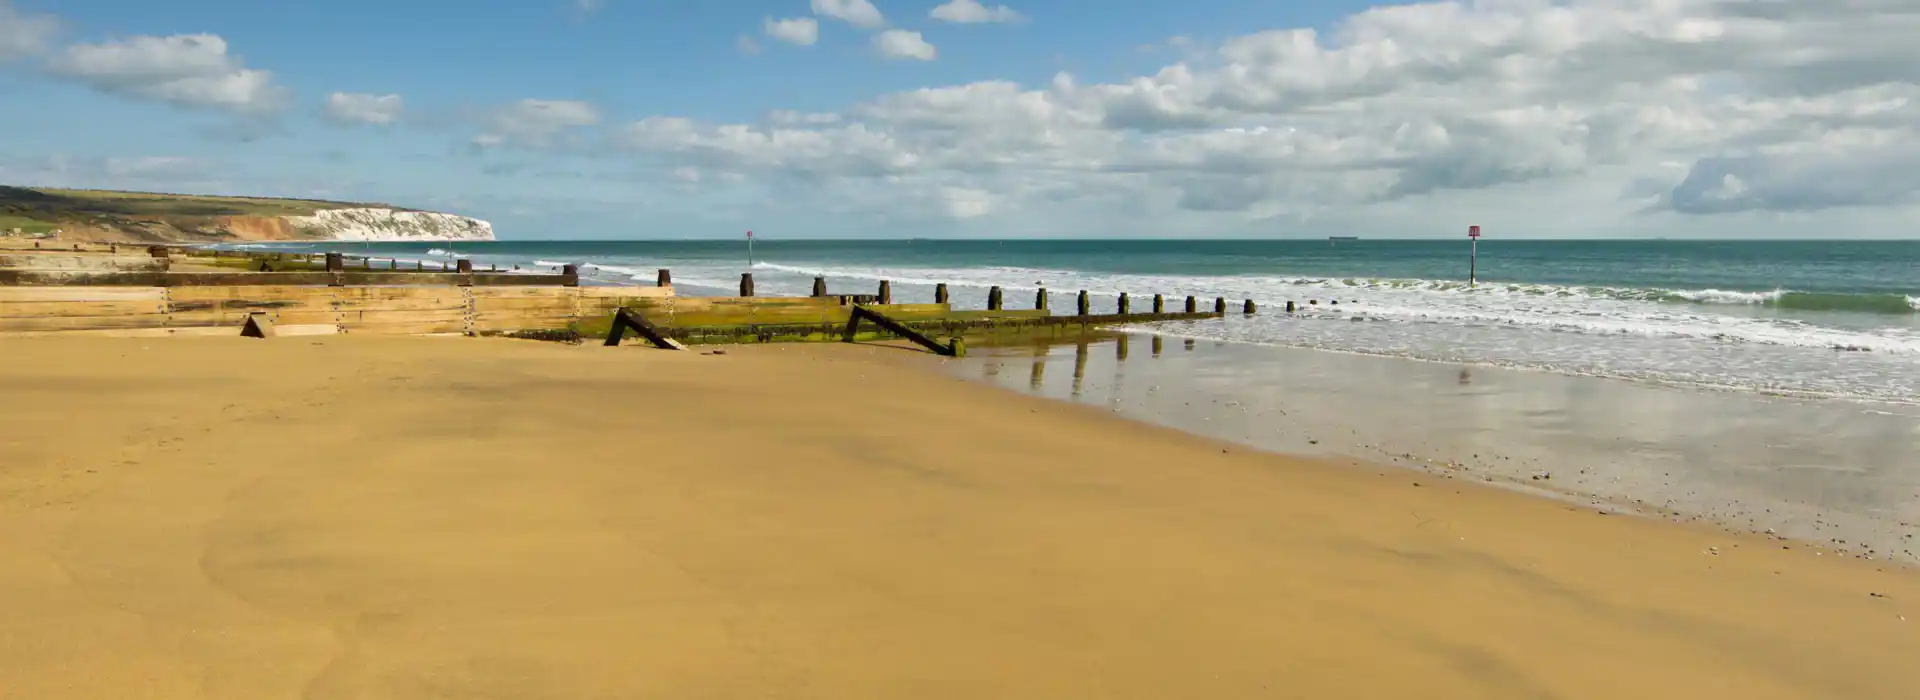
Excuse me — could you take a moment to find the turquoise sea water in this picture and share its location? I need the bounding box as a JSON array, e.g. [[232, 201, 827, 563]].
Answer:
[[242, 239, 1920, 404]]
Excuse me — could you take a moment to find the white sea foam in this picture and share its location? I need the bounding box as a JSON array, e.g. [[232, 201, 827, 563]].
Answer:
[[446, 251, 1920, 405], [1666, 288, 1787, 305]]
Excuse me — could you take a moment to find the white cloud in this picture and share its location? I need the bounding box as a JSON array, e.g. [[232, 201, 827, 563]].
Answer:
[[477, 99, 601, 149], [768, 110, 843, 125], [812, 0, 885, 29], [606, 0, 1920, 231], [0, 1, 58, 61], [323, 92, 404, 126], [736, 35, 761, 55], [874, 29, 936, 61], [939, 187, 996, 218], [46, 34, 288, 113], [1664, 147, 1920, 214], [0, 153, 220, 191], [930, 0, 1022, 24], [575, 0, 604, 14], [764, 17, 819, 46]]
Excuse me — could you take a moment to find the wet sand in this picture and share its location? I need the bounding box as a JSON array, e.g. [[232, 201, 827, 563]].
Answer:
[[959, 334, 1920, 565], [2, 335, 1918, 699]]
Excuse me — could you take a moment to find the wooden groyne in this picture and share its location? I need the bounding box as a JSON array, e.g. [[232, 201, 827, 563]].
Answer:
[[0, 246, 1260, 351]]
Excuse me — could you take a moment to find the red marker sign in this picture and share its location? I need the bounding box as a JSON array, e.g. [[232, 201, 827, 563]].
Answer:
[[1468, 225, 1481, 238]]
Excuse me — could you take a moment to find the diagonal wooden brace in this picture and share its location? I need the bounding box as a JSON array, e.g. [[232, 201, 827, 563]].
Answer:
[[843, 305, 961, 357], [605, 307, 685, 349]]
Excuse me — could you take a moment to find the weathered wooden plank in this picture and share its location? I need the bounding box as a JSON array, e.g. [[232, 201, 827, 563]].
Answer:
[[332, 297, 468, 313], [464, 287, 580, 299], [161, 273, 338, 286], [576, 295, 669, 310], [165, 298, 339, 314], [0, 315, 173, 332], [949, 308, 1050, 321], [0, 287, 168, 302], [865, 303, 951, 321], [467, 297, 583, 311], [339, 309, 469, 324], [162, 309, 257, 327], [262, 310, 346, 326], [331, 286, 469, 301], [470, 315, 575, 332], [665, 298, 849, 327], [339, 320, 467, 335], [0, 271, 165, 286], [0, 300, 170, 318], [164, 286, 338, 302], [575, 286, 673, 298]]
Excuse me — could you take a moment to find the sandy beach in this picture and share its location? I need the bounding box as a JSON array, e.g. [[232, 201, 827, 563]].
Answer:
[[2, 335, 1917, 699]]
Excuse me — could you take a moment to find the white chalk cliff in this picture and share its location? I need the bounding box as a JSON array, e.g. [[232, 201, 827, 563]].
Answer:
[[288, 208, 495, 242]]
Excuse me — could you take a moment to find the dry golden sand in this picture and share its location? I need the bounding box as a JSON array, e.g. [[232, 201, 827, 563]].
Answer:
[[1, 335, 1916, 699]]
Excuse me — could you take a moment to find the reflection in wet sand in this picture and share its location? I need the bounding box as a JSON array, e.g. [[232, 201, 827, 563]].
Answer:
[[956, 332, 1920, 564], [1028, 345, 1046, 391], [1072, 342, 1089, 398]]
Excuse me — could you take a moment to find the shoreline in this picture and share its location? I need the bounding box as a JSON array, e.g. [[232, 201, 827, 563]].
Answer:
[[2, 335, 1918, 697], [952, 333, 1920, 566]]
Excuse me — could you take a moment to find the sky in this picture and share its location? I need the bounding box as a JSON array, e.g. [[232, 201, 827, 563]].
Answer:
[[1, 0, 1918, 240]]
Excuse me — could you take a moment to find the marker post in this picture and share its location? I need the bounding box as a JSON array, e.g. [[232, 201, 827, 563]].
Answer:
[[1468, 225, 1481, 287]]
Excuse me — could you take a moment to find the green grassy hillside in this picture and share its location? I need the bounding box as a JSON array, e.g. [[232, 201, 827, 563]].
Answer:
[[0, 186, 410, 242]]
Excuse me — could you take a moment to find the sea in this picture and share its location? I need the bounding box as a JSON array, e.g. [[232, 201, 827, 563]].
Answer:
[[244, 239, 1920, 406]]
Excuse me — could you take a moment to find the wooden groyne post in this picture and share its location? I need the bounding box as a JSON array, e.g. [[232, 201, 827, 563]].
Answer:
[[740, 273, 755, 297], [1077, 290, 1090, 316], [657, 269, 672, 287], [812, 276, 827, 297], [878, 280, 892, 304], [987, 286, 1004, 310], [1185, 296, 1198, 313], [1153, 294, 1165, 314], [1214, 297, 1225, 314], [1036, 288, 1049, 311], [1244, 299, 1257, 314], [935, 283, 949, 304], [1118, 293, 1130, 314]]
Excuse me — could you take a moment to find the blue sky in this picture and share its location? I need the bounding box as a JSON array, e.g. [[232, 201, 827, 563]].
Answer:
[[2, 0, 1918, 239]]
